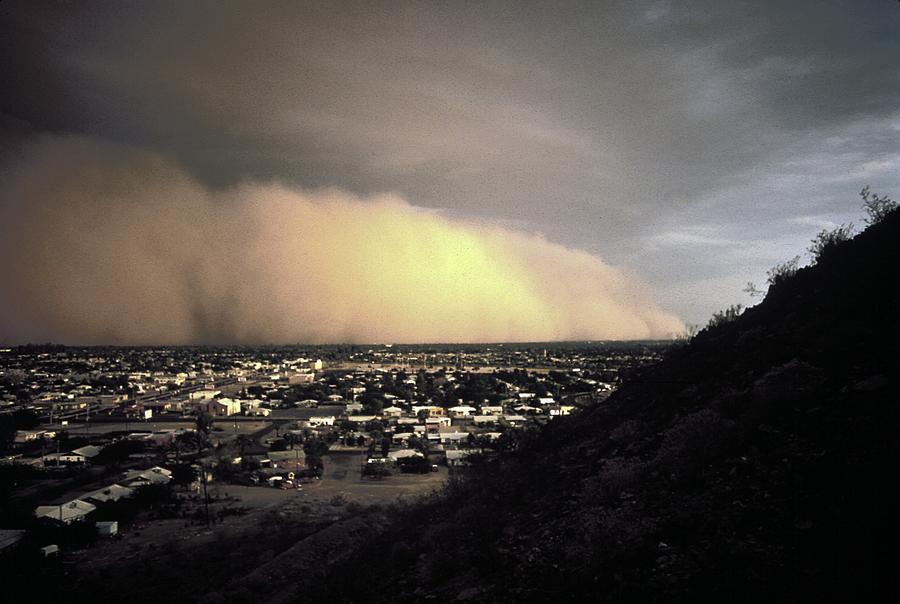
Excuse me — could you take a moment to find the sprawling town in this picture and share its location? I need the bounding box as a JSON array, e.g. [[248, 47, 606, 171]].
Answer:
[[0, 342, 665, 566]]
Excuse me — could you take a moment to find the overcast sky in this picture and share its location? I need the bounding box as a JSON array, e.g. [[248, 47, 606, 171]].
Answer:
[[1, 1, 898, 342]]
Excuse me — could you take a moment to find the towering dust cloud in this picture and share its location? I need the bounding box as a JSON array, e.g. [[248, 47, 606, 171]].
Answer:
[[0, 137, 683, 344]]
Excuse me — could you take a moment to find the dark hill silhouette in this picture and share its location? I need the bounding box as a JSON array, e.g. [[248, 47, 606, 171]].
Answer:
[[315, 210, 900, 603]]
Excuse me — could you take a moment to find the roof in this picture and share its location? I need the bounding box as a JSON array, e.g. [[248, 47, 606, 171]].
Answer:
[[122, 466, 172, 485], [388, 449, 423, 460], [72, 445, 103, 458], [0, 530, 26, 551], [82, 483, 134, 503], [35, 499, 96, 523]]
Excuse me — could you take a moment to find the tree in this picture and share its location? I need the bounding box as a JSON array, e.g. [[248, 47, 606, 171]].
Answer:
[[170, 463, 197, 488], [196, 411, 214, 437], [283, 432, 300, 450], [860, 186, 897, 226]]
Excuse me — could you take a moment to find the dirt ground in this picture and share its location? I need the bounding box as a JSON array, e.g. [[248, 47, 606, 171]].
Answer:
[[70, 451, 447, 574], [55, 420, 271, 438]]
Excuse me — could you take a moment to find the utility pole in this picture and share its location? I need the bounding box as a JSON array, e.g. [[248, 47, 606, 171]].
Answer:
[[201, 465, 211, 528]]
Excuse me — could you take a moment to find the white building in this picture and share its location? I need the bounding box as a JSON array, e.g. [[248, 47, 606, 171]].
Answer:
[[35, 499, 96, 524]]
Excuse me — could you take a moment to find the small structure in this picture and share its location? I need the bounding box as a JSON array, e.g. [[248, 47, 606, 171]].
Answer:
[[40, 544, 60, 557], [0, 530, 26, 555], [96, 521, 118, 537]]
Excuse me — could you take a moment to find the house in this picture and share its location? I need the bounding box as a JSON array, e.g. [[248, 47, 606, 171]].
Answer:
[[549, 405, 575, 417], [287, 372, 315, 385], [71, 445, 103, 459], [208, 398, 241, 416], [189, 390, 221, 400], [425, 417, 451, 433], [14, 430, 51, 445], [411, 405, 438, 417], [42, 452, 87, 466], [472, 415, 498, 426], [345, 402, 364, 414], [513, 404, 542, 414], [35, 499, 96, 524], [445, 449, 480, 467], [381, 406, 403, 417], [537, 397, 556, 406], [479, 405, 504, 416], [388, 449, 423, 461], [440, 431, 471, 446], [346, 415, 377, 424], [307, 415, 335, 427], [448, 405, 477, 418], [267, 450, 306, 468], [247, 407, 271, 417], [122, 466, 172, 487], [82, 483, 135, 504]]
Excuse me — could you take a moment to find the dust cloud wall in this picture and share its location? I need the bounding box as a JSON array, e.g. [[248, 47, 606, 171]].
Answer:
[[0, 137, 684, 344]]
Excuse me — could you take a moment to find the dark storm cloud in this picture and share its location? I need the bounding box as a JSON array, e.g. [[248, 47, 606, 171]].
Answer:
[[1, 0, 899, 327]]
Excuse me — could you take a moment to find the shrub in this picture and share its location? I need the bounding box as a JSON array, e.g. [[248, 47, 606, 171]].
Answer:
[[766, 256, 801, 287], [808, 223, 854, 262], [706, 304, 744, 330], [860, 186, 897, 226]]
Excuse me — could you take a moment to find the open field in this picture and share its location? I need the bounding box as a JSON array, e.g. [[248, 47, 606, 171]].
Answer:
[[49, 420, 272, 439], [68, 452, 448, 592]]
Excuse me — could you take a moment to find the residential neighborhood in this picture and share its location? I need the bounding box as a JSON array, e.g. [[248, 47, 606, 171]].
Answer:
[[0, 342, 664, 575]]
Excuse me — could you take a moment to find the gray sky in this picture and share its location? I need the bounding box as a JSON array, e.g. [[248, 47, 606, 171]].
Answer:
[[1, 0, 898, 337]]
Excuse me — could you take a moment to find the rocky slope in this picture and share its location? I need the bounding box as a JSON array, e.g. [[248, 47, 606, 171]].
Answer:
[[316, 210, 900, 603]]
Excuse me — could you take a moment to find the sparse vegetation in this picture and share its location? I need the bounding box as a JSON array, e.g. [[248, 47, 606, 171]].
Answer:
[[808, 223, 854, 262], [860, 185, 897, 226], [766, 255, 801, 286], [705, 303, 744, 329]]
